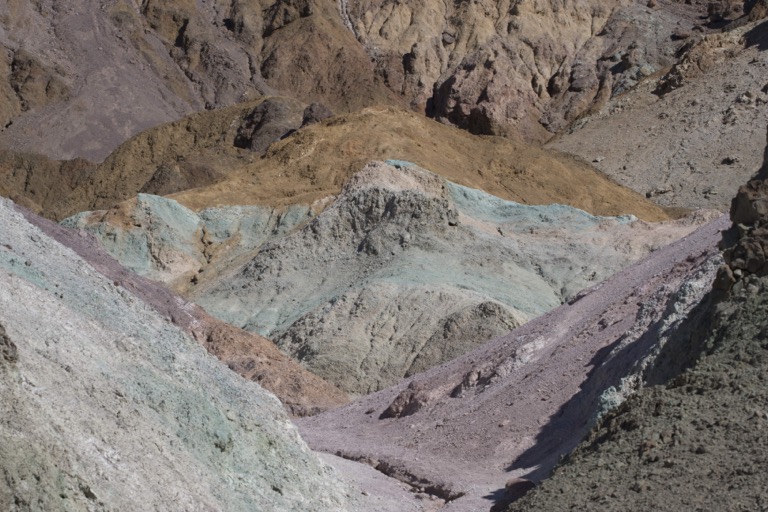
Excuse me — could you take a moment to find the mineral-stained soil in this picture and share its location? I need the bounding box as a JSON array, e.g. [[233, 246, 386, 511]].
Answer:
[[507, 155, 768, 512], [193, 162, 714, 395], [0, 197, 356, 511], [297, 214, 729, 511], [68, 161, 714, 395], [2, 0, 767, 509], [18, 202, 348, 417]]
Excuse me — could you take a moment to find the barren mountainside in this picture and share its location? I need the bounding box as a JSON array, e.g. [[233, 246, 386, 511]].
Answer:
[[1, 0, 768, 510], [508, 145, 768, 512], [66, 161, 714, 395]]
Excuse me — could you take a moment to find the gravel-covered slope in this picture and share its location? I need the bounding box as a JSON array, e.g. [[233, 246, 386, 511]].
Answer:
[[0, 197, 356, 511], [506, 142, 768, 512], [549, 18, 768, 211]]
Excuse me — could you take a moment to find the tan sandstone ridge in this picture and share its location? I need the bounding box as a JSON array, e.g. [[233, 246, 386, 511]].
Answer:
[[0, 101, 672, 222], [164, 106, 671, 221]]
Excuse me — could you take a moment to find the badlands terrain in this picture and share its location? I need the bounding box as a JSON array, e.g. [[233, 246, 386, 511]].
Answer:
[[1, 0, 768, 511]]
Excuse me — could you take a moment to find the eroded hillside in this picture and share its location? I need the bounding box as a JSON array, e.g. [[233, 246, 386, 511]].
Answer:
[[0, 0, 737, 161], [64, 161, 712, 395], [0, 198, 355, 510]]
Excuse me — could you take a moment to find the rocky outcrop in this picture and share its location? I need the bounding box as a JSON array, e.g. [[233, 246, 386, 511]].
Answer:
[[719, 146, 768, 280], [507, 140, 768, 512], [0, 0, 731, 163], [344, 0, 715, 142], [549, 17, 768, 210], [0, 323, 16, 365], [0, 197, 355, 510], [233, 98, 305, 153], [3, 105, 670, 222]]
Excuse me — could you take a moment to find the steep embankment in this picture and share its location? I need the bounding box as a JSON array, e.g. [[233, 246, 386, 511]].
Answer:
[[549, 16, 768, 210], [19, 201, 347, 416], [0, 197, 355, 510], [508, 140, 768, 511], [297, 213, 729, 511]]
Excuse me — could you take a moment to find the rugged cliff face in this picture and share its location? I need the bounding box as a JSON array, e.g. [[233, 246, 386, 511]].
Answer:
[[0, 0, 735, 162], [346, 0, 709, 142], [506, 136, 768, 511], [2, 0, 758, 217]]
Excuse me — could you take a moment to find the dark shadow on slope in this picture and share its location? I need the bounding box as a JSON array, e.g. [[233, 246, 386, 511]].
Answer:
[[485, 479, 537, 511], [502, 288, 718, 492], [745, 20, 768, 50], [757, 128, 768, 181], [643, 293, 715, 386]]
